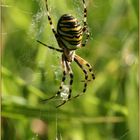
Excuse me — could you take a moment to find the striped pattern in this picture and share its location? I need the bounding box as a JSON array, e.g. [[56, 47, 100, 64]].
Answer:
[[83, 0, 87, 26], [75, 54, 95, 80], [75, 58, 88, 93], [45, 0, 55, 33], [57, 61, 74, 108], [86, 63, 95, 80], [82, 0, 90, 47], [74, 55, 89, 97], [57, 14, 83, 50], [39, 0, 95, 107], [45, 0, 59, 40]]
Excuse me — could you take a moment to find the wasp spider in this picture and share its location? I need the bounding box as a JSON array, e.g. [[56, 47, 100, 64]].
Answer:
[[37, 0, 95, 107]]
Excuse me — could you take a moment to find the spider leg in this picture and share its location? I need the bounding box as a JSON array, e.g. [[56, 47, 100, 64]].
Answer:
[[37, 40, 63, 52], [73, 56, 88, 98], [56, 100, 67, 108], [66, 61, 73, 99], [71, 54, 95, 99], [85, 61, 95, 80], [45, 0, 60, 42], [56, 61, 74, 108], [82, 0, 90, 47], [42, 55, 67, 102], [75, 54, 95, 80]]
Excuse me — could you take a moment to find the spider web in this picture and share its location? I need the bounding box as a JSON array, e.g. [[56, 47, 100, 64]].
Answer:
[[30, 1, 131, 138], [2, 0, 62, 139], [2, 0, 133, 140]]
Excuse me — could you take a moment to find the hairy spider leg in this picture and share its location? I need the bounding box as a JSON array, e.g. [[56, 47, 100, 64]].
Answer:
[[36, 40, 63, 52], [82, 0, 90, 47], [56, 60, 74, 108]]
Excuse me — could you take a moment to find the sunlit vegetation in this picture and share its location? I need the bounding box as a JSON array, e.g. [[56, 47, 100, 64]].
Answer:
[[2, 0, 138, 140]]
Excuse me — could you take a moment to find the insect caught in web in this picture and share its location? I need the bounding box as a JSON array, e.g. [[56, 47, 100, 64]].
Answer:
[[37, 0, 95, 108]]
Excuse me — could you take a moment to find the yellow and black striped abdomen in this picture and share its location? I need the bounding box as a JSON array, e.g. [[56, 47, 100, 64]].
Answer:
[[57, 14, 83, 50]]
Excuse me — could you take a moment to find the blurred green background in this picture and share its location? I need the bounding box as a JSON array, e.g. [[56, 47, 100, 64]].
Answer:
[[1, 0, 139, 140]]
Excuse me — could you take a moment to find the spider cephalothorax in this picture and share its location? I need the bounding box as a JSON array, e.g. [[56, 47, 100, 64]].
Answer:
[[37, 0, 95, 107]]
